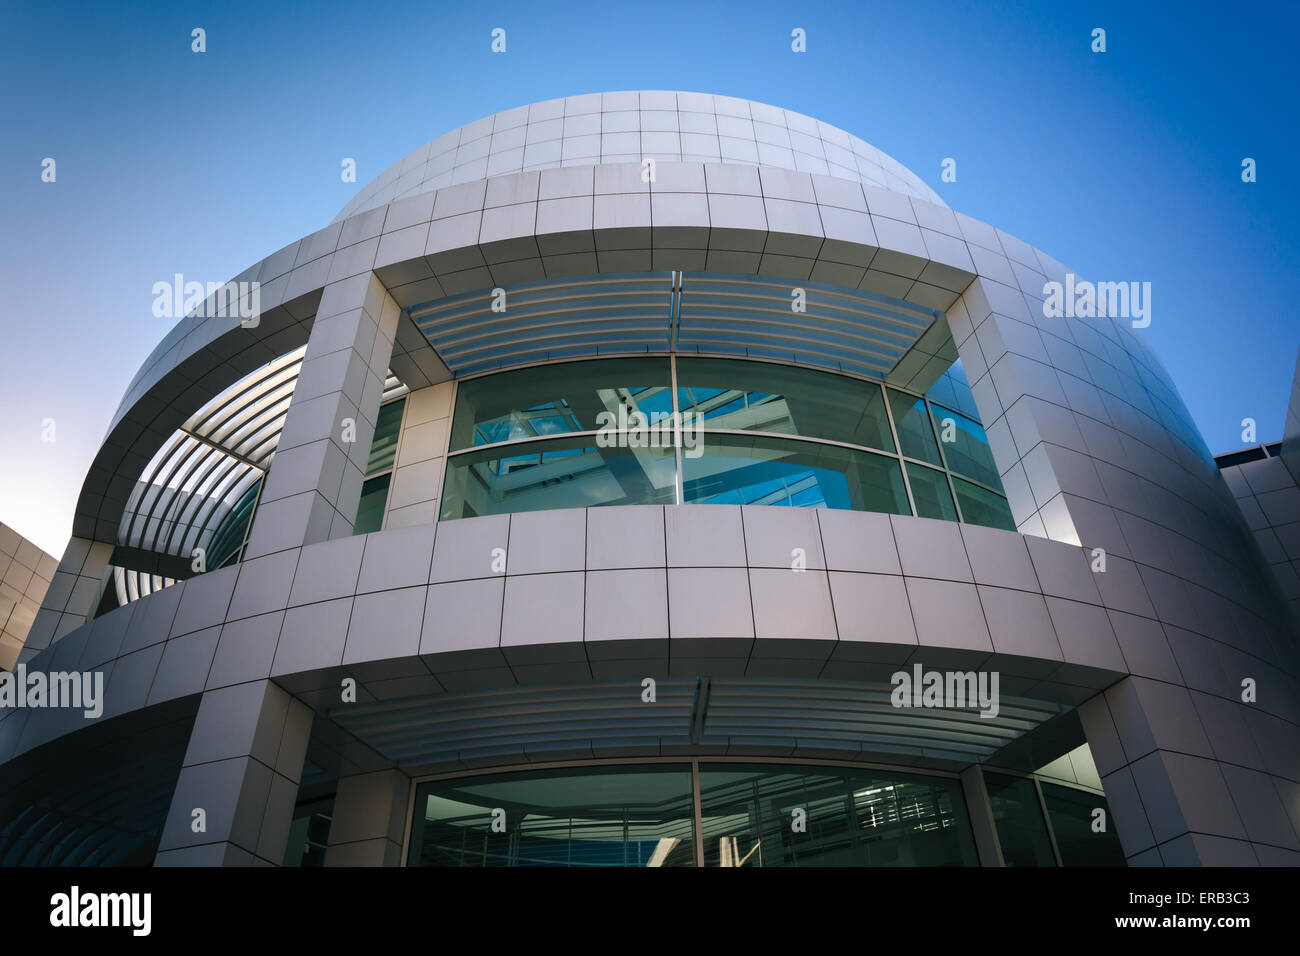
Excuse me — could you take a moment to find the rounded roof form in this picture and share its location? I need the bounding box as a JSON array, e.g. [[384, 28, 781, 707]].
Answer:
[[333, 90, 943, 223]]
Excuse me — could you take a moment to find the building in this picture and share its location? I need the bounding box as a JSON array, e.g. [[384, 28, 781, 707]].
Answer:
[[1, 92, 1297, 867], [1214, 351, 1300, 628], [0, 523, 57, 671]]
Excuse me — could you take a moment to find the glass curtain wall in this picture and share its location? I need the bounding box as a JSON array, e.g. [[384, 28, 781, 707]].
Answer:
[[697, 764, 976, 867], [407, 761, 978, 868], [440, 356, 1014, 529], [352, 397, 407, 535], [408, 764, 697, 867], [984, 771, 1126, 866]]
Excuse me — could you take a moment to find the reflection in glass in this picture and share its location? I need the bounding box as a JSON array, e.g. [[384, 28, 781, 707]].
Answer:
[[441, 436, 676, 519], [905, 462, 957, 521], [209, 478, 262, 568], [449, 358, 672, 450], [984, 772, 1058, 866], [350, 397, 406, 535], [953, 477, 1017, 531], [1040, 783, 1126, 866], [675, 358, 894, 452], [887, 388, 942, 465], [353, 473, 391, 535], [931, 404, 1000, 488], [683, 433, 908, 513], [366, 398, 406, 475], [924, 358, 980, 421], [435, 356, 1015, 530], [408, 766, 696, 867], [283, 797, 334, 867], [698, 764, 976, 866]]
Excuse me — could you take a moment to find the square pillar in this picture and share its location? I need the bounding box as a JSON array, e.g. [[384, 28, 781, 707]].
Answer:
[[323, 768, 411, 867], [244, 273, 401, 559], [1077, 682, 1289, 865], [382, 382, 454, 530], [960, 765, 1006, 866], [155, 680, 314, 866]]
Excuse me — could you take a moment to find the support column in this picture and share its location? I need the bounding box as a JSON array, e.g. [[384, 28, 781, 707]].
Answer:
[[382, 381, 454, 530], [323, 769, 411, 866], [155, 680, 314, 866], [1078, 682, 1272, 866], [244, 272, 401, 559], [19, 536, 113, 664], [960, 765, 1005, 866]]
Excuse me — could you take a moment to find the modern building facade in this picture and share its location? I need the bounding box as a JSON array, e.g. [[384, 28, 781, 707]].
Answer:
[[1215, 351, 1300, 629], [1, 91, 1297, 867]]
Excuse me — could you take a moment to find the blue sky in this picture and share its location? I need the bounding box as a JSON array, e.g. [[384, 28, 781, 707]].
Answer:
[[1, 0, 1296, 555]]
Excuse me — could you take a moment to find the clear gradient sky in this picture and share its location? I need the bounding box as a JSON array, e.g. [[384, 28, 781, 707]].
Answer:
[[1, 0, 1297, 557]]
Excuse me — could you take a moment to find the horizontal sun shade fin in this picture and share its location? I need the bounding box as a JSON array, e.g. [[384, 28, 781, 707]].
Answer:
[[407, 272, 940, 380]]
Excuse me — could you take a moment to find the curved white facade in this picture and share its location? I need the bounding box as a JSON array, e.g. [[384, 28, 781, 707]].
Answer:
[[3, 92, 1297, 869], [334, 91, 944, 223]]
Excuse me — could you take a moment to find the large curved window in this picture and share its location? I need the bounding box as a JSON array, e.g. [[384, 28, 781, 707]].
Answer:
[[983, 770, 1126, 867], [440, 437, 676, 518], [682, 433, 908, 512], [675, 357, 894, 451], [407, 761, 977, 868], [449, 357, 672, 450], [440, 356, 1015, 530], [698, 764, 976, 867], [408, 764, 696, 867]]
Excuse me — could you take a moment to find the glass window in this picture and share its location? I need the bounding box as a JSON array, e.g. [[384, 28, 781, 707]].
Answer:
[[283, 798, 334, 867], [449, 357, 672, 450], [434, 357, 1009, 527], [931, 404, 1001, 488], [984, 772, 1058, 866], [675, 357, 894, 452], [366, 398, 406, 476], [408, 765, 696, 867], [887, 388, 941, 465], [924, 358, 980, 422], [441, 436, 677, 519], [347, 398, 406, 535], [905, 462, 957, 521], [208, 477, 262, 569], [1040, 783, 1127, 866], [353, 473, 391, 535], [683, 433, 908, 513], [953, 477, 1016, 531], [698, 764, 977, 867]]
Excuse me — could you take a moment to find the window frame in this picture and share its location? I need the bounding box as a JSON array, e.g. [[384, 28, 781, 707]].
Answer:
[[438, 354, 1015, 529]]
